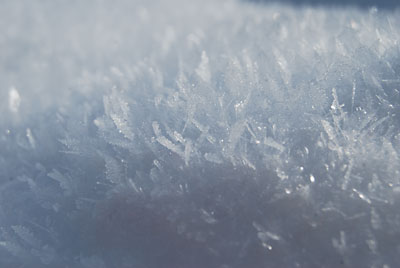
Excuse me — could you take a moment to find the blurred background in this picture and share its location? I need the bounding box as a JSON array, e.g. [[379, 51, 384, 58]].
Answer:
[[248, 0, 400, 9]]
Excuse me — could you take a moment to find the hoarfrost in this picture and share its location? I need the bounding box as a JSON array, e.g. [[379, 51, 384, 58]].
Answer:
[[11, 226, 41, 249], [47, 169, 73, 196], [0, 0, 400, 267], [26, 128, 36, 149], [196, 51, 211, 83], [8, 87, 21, 113], [103, 90, 135, 141], [332, 231, 347, 255]]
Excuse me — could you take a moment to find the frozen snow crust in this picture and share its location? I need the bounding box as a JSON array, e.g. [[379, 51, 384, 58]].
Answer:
[[1, 0, 400, 267]]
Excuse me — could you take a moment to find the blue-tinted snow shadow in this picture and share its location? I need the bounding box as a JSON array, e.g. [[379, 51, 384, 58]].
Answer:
[[246, 0, 400, 9]]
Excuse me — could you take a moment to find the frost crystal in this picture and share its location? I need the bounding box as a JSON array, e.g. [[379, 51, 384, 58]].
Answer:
[[1, 0, 400, 267], [8, 87, 21, 113]]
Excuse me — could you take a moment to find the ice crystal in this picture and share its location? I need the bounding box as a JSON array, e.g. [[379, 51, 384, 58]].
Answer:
[[0, 0, 400, 267]]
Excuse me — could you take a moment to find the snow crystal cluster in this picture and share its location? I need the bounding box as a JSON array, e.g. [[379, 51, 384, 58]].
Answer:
[[0, 0, 400, 267]]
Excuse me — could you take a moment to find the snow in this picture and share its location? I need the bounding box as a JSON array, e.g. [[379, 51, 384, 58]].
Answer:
[[8, 87, 20, 113], [0, 0, 400, 267]]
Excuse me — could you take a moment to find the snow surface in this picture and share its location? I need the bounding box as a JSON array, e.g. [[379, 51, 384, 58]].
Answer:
[[0, 0, 400, 267]]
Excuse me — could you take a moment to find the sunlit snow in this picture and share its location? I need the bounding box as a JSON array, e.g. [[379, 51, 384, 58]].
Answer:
[[0, 0, 400, 267]]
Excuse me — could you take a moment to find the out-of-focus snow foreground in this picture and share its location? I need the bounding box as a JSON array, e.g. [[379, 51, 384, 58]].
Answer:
[[1, 0, 400, 267]]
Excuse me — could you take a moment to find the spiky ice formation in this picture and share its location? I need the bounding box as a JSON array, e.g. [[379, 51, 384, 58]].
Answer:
[[0, 0, 399, 267]]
